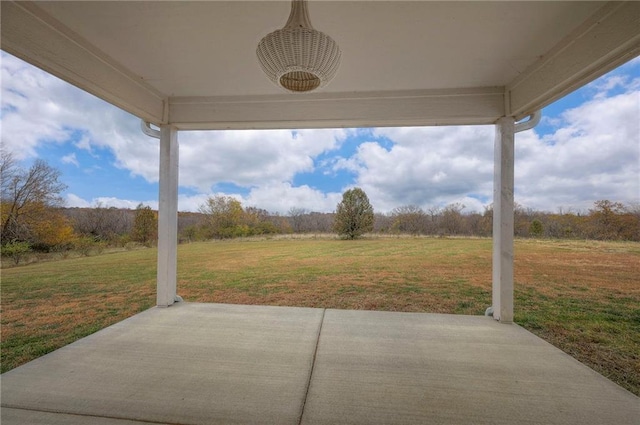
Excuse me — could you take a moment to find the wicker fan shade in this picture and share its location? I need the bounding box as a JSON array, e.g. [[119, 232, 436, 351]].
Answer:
[[257, 0, 341, 93]]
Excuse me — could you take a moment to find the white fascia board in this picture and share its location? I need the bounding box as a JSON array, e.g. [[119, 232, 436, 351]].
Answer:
[[0, 1, 166, 124], [507, 1, 640, 120], [169, 87, 505, 130]]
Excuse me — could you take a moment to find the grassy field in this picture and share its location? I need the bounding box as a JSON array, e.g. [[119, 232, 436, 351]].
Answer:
[[1, 237, 639, 395]]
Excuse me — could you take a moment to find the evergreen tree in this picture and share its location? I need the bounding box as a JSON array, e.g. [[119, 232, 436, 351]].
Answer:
[[132, 204, 157, 246], [333, 188, 374, 239], [529, 219, 544, 237]]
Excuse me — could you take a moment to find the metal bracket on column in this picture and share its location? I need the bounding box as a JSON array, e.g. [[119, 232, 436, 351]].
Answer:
[[515, 110, 541, 133], [141, 120, 161, 139]]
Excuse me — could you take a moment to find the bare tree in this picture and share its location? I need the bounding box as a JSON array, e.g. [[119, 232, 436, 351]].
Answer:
[[288, 207, 309, 233], [178, 211, 206, 242], [587, 200, 634, 240], [1, 153, 67, 244], [303, 212, 334, 233], [440, 203, 466, 235], [374, 213, 393, 233], [426, 206, 442, 234], [0, 149, 18, 195], [66, 203, 133, 242], [390, 205, 427, 235], [466, 212, 488, 237]]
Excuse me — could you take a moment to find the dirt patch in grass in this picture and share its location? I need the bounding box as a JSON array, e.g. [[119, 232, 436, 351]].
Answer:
[[2, 237, 638, 395]]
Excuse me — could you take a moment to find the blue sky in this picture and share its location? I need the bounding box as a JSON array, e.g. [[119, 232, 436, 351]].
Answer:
[[1, 52, 639, 215]]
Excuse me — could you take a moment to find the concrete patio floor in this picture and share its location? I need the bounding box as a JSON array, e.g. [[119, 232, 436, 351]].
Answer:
[[1, 302, 638, 425]]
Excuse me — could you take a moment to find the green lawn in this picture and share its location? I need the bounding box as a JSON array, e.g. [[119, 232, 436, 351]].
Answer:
[[1, 237, 638, 395]]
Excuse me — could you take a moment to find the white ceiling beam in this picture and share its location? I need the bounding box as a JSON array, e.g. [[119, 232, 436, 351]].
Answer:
[[0, 1, 166, 124], [506, 1, 640, 119], [169, 88, 505, 130]]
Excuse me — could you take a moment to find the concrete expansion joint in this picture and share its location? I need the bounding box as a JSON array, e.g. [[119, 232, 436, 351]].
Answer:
[[297, 308, 326, 425], [0, 406, 183, 425]]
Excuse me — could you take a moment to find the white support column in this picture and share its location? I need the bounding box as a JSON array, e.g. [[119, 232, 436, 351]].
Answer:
[[492, 117, 515, 323], [157, 125, 179, 307]]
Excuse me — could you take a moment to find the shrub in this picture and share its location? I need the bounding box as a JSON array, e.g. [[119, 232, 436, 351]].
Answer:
[[1, 241, 32, 265], [73, 236, 104, 256], [529, 219, 544, 237]]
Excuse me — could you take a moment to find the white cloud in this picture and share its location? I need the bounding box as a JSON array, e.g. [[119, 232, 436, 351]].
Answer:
[[515, 90, 639, 212], [66, 193, 158, 210], [1, 52, 347, 197], [68, 186, 340, 215], [178, 128, 346, 192], [180, 184, 343, 215], [244, 182, 342, 214], [66, 193, 92, 208], [319, 83, 638, 215], [61, 153, 79, 167], [337, 126, 496, 213], [587, 65, 640, 97], [3, 52, 638, 216], [2, 55, 75, 159], [1, 52, 159, 182]]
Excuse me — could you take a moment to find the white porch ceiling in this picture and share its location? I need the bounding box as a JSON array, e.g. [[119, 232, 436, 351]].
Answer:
[[2, 1, 639, 129]]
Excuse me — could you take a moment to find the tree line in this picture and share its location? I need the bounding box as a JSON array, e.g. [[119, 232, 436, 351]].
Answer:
[[1, 151, 160, 263], [2, 154, 638, 264]]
